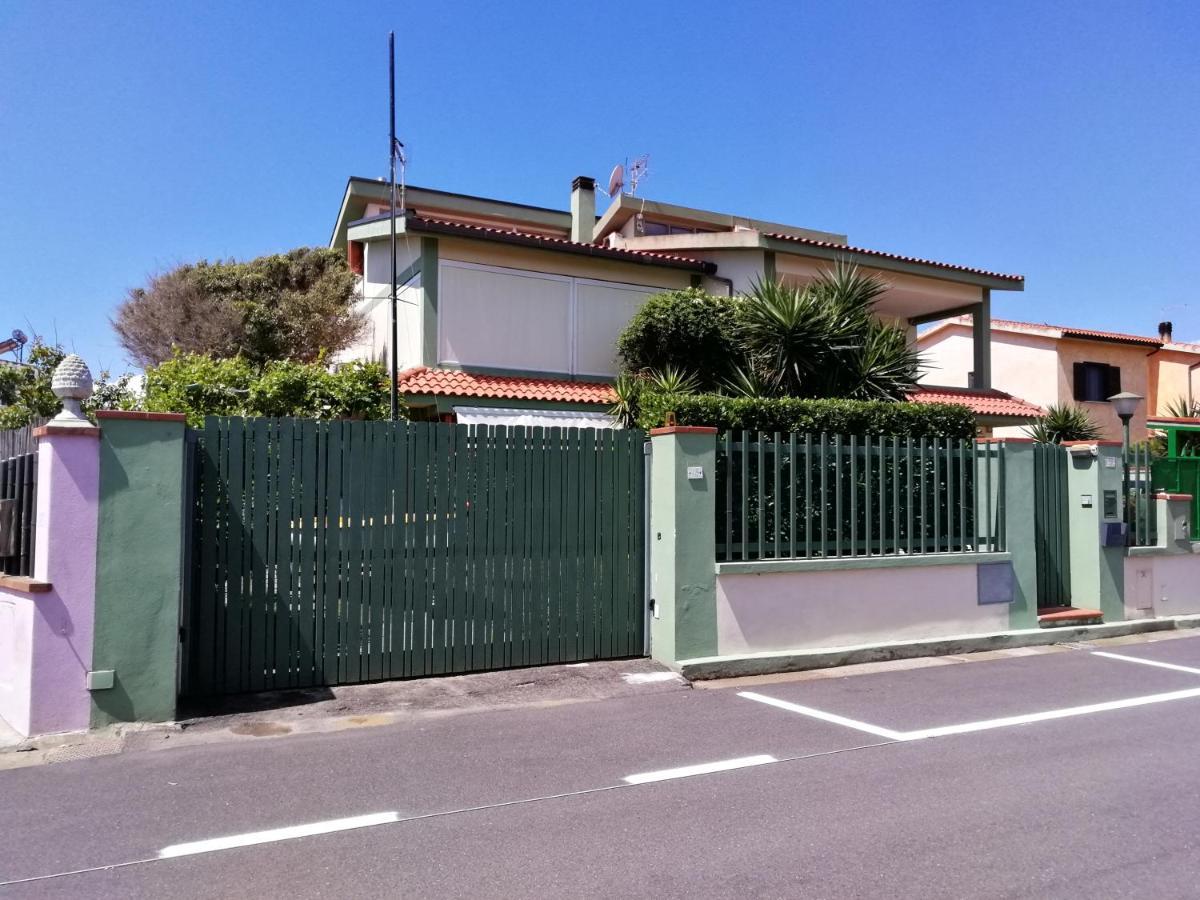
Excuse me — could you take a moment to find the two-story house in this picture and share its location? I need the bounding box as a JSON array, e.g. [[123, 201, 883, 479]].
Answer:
[[329, 175, 1042, 428], [918, 318, 1200, 441]]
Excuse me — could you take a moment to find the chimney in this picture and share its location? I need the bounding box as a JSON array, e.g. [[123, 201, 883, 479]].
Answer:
[[570, 175, 596, 243], [1159, 321, 1173, 342]]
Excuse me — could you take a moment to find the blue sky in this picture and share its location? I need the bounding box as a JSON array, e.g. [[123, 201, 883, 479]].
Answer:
[[2, 1, 1198, 372]]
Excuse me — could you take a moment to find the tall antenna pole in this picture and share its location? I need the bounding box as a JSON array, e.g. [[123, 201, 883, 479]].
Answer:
[[388, 31, 399, 421]]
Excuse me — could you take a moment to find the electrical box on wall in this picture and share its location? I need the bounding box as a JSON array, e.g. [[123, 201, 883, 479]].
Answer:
[[1100, 521, 1127, 547]]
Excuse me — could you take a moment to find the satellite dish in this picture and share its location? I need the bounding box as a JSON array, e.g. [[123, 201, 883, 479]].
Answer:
[[607, 164, 624, 197], [11, 329, 27, 345]]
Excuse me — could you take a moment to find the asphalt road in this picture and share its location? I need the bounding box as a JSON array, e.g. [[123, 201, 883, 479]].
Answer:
[[5, 634, 1200, 898]]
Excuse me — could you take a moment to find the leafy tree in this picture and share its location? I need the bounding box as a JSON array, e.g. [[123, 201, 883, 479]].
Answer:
[[1023, 403, 1102, 443], [616, 288, 741, 388], [114, 247, 364, 367]]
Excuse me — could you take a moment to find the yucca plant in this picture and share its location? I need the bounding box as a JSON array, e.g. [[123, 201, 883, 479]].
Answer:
[[734, 262, 920, 400], [609, 372, 643, 429], [1024, 403, 1103, 443]]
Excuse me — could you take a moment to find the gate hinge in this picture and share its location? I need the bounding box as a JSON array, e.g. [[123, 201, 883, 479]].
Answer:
[[178, 626, 187, 643], [643, 442, 652, 456]]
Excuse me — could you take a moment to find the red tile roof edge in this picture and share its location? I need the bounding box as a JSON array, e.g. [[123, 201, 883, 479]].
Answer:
[[764, 232, 1023, 282], [401, 215, 716, 272], [934, 317, 1188, 349], [397, 367, 617, 405], [908, 385, 1044, 418]]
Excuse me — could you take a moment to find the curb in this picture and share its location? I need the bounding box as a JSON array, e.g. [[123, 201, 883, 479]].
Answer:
[[677, 615, 1200, 681]]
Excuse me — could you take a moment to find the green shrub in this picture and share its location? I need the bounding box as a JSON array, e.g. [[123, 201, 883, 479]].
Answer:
[[616, 288, 739, 388], [635, 391, 977, 439], [143, 352, 392, 427]]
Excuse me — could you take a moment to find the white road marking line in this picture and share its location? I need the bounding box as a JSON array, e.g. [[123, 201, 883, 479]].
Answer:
[[737, 691, 908, 741], [158, 812, 400, 859], [622, 671, 683, 685], [741, 685, 1200, 742], [903, 687, 1200, 740], [1092, 650, 1200, 676], [623, 754, 777, 784]]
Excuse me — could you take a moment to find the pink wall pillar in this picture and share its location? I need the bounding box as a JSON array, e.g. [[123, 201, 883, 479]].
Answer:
[[0, 424, 100, 737]]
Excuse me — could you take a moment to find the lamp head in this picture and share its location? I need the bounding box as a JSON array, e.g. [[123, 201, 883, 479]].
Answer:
[[1108, 391, 1143, 421]]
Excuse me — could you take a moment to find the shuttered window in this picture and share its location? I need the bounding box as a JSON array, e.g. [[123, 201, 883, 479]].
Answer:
[[1072, 361, 1121, 402]]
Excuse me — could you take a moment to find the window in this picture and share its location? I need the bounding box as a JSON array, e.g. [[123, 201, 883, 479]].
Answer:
[[1073, 362, 1121, 402]]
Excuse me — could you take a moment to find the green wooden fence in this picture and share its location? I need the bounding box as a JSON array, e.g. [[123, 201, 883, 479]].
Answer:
[[183, 417, 646, 697], [715, 432, 1005, 561]]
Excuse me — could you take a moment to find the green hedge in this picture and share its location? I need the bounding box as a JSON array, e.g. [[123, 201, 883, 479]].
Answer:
[[635, 392, 976, 439]]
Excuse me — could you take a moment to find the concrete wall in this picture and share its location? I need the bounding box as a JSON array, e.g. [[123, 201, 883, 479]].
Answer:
[[90, 413, 187, 728], [714, 561, 1011, 654], [1125, 552, 1200, 619], [1055, 338, 1151, 442]]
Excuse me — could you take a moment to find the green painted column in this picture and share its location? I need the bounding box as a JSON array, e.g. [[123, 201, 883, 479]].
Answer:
[[998, 440, 1039, 629], [1064, 441, 1126, 621], [420, 236, 439, 366], [90, 412, 188, 727], [648, 426, 718, 666], [972, 289, 992, 389]]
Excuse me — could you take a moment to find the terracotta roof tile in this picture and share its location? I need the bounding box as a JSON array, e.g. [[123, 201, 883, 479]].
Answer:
[[397, 367, 617, 405], [764, 232, 1024, 282], [401, 215, 715, 272], [909, 385, 1043, 419]]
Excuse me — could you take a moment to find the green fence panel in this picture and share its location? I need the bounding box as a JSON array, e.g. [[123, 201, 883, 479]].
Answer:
[[183, 417, 646, 698], [714, 432, 1002, 561]]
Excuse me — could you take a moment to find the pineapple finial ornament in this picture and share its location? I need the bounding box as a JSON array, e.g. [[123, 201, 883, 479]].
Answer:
[[50, 354, 94, 426]]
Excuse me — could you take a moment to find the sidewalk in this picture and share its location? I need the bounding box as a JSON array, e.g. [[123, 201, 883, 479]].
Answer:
[[0, 657, 686, 770]]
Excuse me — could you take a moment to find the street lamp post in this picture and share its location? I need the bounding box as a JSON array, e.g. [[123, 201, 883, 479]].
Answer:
[[1109, 391, 1143, 457], [1109, 391, 1144, 539]]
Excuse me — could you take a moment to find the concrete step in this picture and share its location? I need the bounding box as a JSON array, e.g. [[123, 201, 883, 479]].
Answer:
[[1038, 607, 1104, 628]]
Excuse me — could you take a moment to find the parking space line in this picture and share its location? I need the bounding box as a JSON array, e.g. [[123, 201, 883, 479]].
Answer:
[[623, 754, 777, 784], [904, 687, 1200, 739], [737, 692, 907, 740], [1091, 650, 1200, 676], [158, 812, 400, 859], [740, 685, 1200, 743]]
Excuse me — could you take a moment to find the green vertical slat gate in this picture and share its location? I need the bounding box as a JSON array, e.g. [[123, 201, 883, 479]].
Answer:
[[183, 418, 646, 698], [1033, 442, 1072, 608]]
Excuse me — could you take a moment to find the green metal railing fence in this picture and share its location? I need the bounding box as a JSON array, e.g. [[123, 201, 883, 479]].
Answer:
[[1150, 455, 1198, 540], [715, 433, 1005, 562], [1126, 443, 1158, 547]]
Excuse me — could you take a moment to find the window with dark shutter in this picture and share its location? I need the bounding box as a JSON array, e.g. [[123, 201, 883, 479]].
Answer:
[[1073, 361, 1121, 402]]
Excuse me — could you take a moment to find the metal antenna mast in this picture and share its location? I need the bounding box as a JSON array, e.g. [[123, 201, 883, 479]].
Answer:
[[388, 31, 399, 420]]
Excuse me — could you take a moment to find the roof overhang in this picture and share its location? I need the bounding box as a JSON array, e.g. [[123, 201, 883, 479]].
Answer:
[[763, 235, 1023, 292], [592, 193, 846, 245], [347, 214, 716, 274], [330, 177, 571, 250]]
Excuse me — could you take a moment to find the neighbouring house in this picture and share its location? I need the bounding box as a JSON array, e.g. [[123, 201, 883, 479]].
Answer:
[[329, 175, 1040, 428], [918, 318, 1200, 441]]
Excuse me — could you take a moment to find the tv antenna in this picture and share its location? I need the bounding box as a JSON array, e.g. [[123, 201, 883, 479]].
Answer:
[[628, 154, 649, 195]]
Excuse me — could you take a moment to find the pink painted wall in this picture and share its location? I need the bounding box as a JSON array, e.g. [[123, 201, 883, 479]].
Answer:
[[0, 430, 100, 737], [0, 590, 34, 734], [715, 564, 1008, 654], [1124, 552, 1200, 620]]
